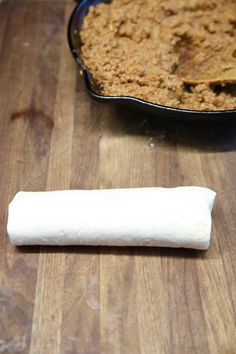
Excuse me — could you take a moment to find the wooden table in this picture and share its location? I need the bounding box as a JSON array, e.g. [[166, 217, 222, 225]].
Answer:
[[0, 1, 236, 353]]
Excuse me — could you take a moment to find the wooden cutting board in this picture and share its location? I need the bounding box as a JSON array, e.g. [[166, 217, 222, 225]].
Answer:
[[0, 1, 235, 353]]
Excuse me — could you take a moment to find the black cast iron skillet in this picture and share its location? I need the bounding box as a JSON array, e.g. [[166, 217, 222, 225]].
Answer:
[[68, 0, 236, 122]]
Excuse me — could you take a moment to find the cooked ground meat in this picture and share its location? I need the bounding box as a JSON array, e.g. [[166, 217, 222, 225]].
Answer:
[[80, 0, 236, 111]]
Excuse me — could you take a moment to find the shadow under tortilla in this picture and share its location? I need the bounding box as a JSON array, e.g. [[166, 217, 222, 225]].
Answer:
[[16, 244, 210, 260]]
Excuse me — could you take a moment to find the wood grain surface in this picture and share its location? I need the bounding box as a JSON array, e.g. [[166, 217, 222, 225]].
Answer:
[[0, 1, 236, 353]]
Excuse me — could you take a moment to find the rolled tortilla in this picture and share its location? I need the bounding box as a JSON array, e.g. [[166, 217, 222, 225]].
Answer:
[[7, 187, 216, 250]]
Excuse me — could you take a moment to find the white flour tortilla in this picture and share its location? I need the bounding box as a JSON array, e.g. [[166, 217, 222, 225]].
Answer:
[[7, 187, 216, 250]]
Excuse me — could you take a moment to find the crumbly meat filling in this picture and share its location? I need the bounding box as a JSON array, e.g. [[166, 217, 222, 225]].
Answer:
[[80, 0, 236, 111]]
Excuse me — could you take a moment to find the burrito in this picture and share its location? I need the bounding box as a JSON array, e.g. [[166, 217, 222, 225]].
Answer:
[[7, 187, 216, 250]]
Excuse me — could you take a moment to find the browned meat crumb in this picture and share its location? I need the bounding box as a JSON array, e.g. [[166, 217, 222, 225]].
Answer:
[[80, 0, 236, 111]]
